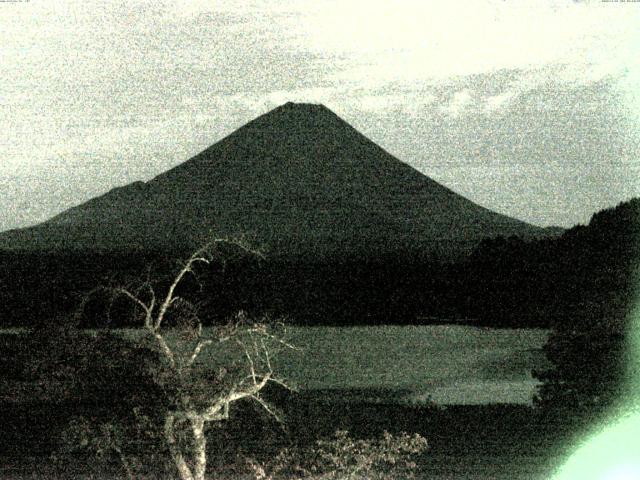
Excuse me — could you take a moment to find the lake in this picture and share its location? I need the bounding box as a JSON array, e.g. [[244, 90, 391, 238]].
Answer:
[[1, 324, 550, 406], [270, 325, 550, 405]]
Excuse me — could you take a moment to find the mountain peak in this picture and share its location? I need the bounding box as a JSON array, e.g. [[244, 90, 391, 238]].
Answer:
[[279, 101, 328, 110], [0, 104, 551, 257], [227, 101, 352, 146], [261, 101, 336, 123]]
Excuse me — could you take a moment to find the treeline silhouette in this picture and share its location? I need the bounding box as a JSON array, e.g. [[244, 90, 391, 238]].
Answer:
[[462, 198, 639, 328], [0, 199, 637, 329], [0, 248, 431, 327], [532, 199, 639, 421]]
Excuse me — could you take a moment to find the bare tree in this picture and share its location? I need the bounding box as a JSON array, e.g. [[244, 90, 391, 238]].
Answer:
[[108, 239, 294, 480]]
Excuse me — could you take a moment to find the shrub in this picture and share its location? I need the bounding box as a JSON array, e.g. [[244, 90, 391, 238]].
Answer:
[[244, 430, 428, 480]]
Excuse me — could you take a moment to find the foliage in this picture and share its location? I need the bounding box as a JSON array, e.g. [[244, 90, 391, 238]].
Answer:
[[1, 199, 638, 329], [20, 325, 170, 477], [17, 238, 430, 479], [7, 239, 295, 480], [534, 199, 640, 422], [534, 305, 629, 422], [244, 430, 428, 480], [58, 415, 164, 479], [67, 240, 295, 480]]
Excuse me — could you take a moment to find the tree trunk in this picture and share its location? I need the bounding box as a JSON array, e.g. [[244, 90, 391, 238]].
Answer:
[[165, 413, 195, 480], [192, 416, 208, 480]]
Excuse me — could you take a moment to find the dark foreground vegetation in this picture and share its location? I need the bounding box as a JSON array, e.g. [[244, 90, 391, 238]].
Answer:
[[1, 199, 637, 330], [0, 326, 574, 479], [0, 199, 638, 478]]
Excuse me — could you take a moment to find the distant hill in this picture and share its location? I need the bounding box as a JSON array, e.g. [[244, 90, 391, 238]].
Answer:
[[0, 102, 553, 260], [458, 197, 640, 328], [533, 198, 640, 420]]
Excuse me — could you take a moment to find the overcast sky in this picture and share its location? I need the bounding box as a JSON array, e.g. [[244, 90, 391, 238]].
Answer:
[[2, 0, 639, 231]]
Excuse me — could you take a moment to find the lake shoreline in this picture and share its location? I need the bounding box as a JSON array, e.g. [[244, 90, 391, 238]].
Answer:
[[1, 324, 550, 406]]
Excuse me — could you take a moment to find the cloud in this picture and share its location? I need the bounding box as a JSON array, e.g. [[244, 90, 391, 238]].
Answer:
[[301, 1, 639, 91], [1, 1, 638, 231], [485, 91, 516, 113], [442, 89, 475, 117]]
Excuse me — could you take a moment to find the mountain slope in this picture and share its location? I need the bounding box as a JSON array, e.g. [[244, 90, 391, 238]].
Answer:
[[0, 102, 552, 259]]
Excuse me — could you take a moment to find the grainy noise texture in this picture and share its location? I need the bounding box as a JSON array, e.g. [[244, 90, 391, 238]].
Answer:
[[1, 1, 639, 479]]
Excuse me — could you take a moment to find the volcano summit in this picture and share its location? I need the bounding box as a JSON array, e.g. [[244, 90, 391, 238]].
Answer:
[[0, 103, 551, 259]]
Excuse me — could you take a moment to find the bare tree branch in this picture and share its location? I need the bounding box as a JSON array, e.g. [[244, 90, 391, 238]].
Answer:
[[90, 238, 292, 480], [238, 338, 258, 385], [115, 287, 154, 329], [261, 338, 272, 373], [186, 339, 213, 367], [151, 331, 177, 368], [267, 375, 295, 392], [155, 245, 212, 331], [164, 414, 195, 480], [250, 394, 283, 423]]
